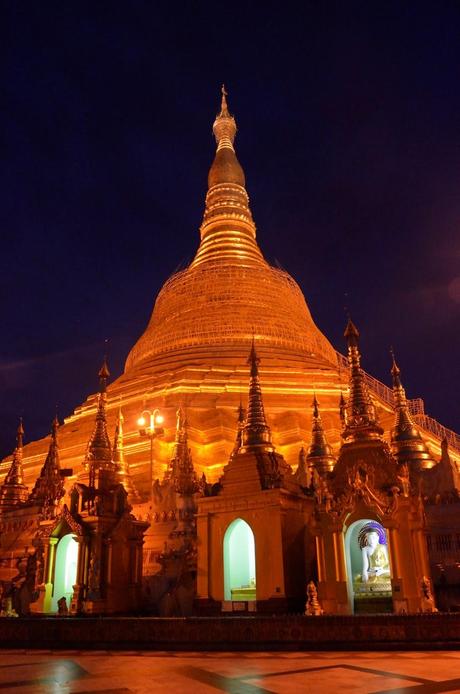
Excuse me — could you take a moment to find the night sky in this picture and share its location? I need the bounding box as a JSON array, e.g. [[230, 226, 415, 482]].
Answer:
[[1, 1, 460, 458]]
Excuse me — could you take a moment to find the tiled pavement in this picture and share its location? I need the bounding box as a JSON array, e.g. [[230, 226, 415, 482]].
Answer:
[[0, 650, 459, 693]]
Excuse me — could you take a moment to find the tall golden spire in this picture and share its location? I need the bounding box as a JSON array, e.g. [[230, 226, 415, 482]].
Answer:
[[307, 395, 336, 475], [191, 86, 265, 268], [342, 319, 383, 442], [390, 350, 435, 469], [241, 340, 273, 451], [29, 415, 64, 512], [0, 419, 29, 511]]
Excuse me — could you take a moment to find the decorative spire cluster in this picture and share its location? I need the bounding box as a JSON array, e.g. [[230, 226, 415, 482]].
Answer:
[[191, 86, 265, 268], [390, 350, 435, 469], [241, 340, 273, 451], [307, 396, 336, 475], [166, 406, 198, 496], [29, 415, 65, 514], [0, 419, 29, 511], [224, 341, 291, 491], [341, 319, 383, 442]]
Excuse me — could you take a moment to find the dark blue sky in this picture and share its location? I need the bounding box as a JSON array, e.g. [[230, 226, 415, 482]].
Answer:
[[1, 1, 460, 457]]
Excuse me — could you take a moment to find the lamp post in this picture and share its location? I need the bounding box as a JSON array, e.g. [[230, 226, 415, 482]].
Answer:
[[137, 408, 164, 514]]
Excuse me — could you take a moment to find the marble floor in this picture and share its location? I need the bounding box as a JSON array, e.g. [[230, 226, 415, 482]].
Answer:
[[0, 650, 459, 693]]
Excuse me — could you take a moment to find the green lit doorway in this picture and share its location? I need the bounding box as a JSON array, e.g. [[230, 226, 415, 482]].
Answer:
[[223, 519, 256, 601], [51, 534, 78, 612]]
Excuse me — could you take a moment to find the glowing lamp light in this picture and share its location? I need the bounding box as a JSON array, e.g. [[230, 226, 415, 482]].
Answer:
[[154, 414, 164, 425], [137, 416, 146, 427]]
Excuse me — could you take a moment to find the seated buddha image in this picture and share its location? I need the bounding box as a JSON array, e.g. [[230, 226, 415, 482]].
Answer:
[[354, 523, 391, 593]]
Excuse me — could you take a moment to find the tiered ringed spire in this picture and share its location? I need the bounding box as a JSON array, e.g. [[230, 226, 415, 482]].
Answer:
[[307, 395, 336, 475], [0, 419, 29, 511], [87, 359, 112, 467], [342, 318, 383, 442], [390, 350, 435, 469], [241, 340, 273, 451], [192, 86, 264, 268]]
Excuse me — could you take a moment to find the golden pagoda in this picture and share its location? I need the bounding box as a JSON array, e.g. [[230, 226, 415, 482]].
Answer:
[[1, 88, 460, 617], [2, 87, 459, 511]]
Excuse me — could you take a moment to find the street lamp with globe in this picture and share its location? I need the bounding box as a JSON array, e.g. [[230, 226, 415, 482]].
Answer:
[[137, 408, 164, 512]]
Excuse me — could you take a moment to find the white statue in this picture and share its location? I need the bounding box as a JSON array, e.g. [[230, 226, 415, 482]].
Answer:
[[360, 529, 390, 583]]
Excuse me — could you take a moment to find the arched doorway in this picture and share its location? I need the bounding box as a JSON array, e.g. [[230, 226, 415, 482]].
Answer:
[[51, 534, 79, 612], [223, 519, 256, 601], [345, 519, 392, 614]]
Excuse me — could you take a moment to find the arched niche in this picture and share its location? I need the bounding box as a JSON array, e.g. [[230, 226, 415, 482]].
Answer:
[[223, 518, 256, 601], [344, 518, 393, 614], [51, 534, 79, 612]]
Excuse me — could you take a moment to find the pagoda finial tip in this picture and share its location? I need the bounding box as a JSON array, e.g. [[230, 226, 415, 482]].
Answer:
[[390, 346, 402, 386], [390, 345, 398, 368], [98, 357, 110, 379], [220, 84, 228, 113], [312, 393, 320, 417]]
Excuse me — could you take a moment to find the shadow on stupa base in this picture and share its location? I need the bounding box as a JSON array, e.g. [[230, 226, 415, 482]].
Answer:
[[1, 612, 459, 651]]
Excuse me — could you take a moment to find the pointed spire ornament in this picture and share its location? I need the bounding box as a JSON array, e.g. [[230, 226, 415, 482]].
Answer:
[[231, 401, 246, 458], [191, 86, 264, 269], [29, 415, 64, 515], [0, 419, 29, 511], [84, 359, 117, 490], [390, 349, 435, 469], [212, 84, 238, 153], [241, 340, 273, 451], [341, 318, 383, 442], [307, 395, 336, 475], [339, 392, 347, 424], [88, 360, 112, 464]]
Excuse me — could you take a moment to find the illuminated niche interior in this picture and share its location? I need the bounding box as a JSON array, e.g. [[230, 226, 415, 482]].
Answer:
[[345, 518, 392, 613], [51, 533, 78, 612], [223, 518, 256, 601]]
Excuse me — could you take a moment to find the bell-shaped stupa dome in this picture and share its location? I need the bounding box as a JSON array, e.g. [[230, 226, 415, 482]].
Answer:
[[125, 88, 337, 373]]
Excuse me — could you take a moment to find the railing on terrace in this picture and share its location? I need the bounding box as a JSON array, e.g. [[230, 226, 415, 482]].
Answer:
[[336, 351, 460, 454]]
